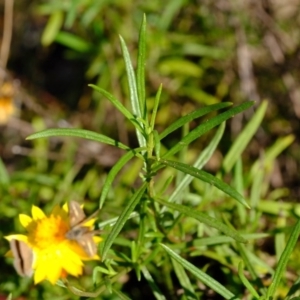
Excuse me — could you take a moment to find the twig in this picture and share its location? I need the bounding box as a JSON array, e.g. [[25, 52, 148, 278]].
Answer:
[[0, 0, 14, 70]]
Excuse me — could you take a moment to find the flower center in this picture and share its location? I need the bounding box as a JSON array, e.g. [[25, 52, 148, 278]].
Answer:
[[28, 215, 69, 249]]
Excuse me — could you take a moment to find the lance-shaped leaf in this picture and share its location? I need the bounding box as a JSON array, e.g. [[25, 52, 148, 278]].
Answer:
[[99, 148, 145, 208], [137, 14, 147, 119], [155, 197, 246, 243], [89, 85, 144, 134], [266, 219, 300, 298], [223, 100, 268, 172], [162, 101, 254, 159], [141, 266, 166, 300], [27, 128, 130, 150], [159, 102, 232, 140], [101, 182, 147, 260], [160, 244, 237, 299], [120, 35, 146, 148], [168, 122, 225, 204], [160, 159, 250, 208]]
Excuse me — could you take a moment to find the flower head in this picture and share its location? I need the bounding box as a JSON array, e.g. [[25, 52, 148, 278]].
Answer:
[[5, 203, 102, 285], [0, 81, 18, 124]]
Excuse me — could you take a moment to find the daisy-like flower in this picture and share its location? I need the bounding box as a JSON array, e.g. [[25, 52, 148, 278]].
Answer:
[[0, 81, 18, 124], [5, 203, 102, 285]]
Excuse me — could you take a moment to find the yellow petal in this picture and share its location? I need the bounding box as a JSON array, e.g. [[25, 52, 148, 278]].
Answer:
[[31, 206, 46, 220], [46, 262, 62, 284], [4, 234, 28, 242], [93, 236, 102, 244], [34, 254, 61, 285], [19, 214, 33, 228], [34, 264, 46, 284], [83, 218, 96, 227], [62, 203, 68, 212], [59, 251, 83, 277]]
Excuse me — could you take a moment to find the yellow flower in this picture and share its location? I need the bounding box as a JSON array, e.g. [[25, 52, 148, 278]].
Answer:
[[5, 204, 102, 285], [0, 81, 18, 124], [0, 96, 17, 124]]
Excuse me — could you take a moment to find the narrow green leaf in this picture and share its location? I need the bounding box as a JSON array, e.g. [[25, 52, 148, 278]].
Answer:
[[99, 148, 145, 208], [236, 242, 261, 284], [26, 128, 130, 150], [286, 277, 300, 299], [89, 84, 144, 133], [171, 258, 197, 300], [159, 102, 231, 140], [223, 100, 268, 172], [137, 14, 147, 118], [155, 197, 246, 243], [6, 294, 12, 300], [250, 134, 295, 179], [160, 159, 249, 208], [150, 84, 162, 131], [141, 266, 167, 300], [119, 35, 146, 147], [41, 10, 63, 46], [193, 233, 269, 247], [234, 158, 246, 225], [168, 122, 225, 204], [0, 157, 9, 185], [153, 130, 161, 159], [160, 244, 238, 299], [238, 261, 260, 299], [101, 183, 147, 260], [266, 219, 300, 298], [55, 31, 91, 53], [162, 101, 254, 158]]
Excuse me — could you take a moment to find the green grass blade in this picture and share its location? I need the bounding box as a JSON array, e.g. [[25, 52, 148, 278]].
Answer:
[[119, 35, 146, 147], [160, 159, 249, 208], [250, 134, 295, 179], [238, 261, 260, 299], [155, 197, 246, 243], [162, 101, 254, 158], [0, 157, 9, 185], [41, 10, 63, 46], [101, 182, 147, 260], [168, 122, 225, 204], [159, 102, 232, 140], [160, 244, 238, 299], [26, 128, 130, 150], [137, 14, 147, 119], [99, 148, 145, 208], [171, 258, 197, 300], [193, 233, 269, 247], [141, 266, 167, 300], [153, 130, 161, 159], [234, 158, 246, 225], [89, 84, 144, 133], [286, 276, 300, 299], [266, 219, 300, 298], [223, 100, 268, 173], [150, 84, 162, 131], [236, 243, 261, 284]]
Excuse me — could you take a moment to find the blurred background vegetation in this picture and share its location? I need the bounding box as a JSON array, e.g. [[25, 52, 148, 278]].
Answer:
[[1, 0, 300, 299]]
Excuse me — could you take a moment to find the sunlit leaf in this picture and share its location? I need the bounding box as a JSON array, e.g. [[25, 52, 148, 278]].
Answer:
[[155, 197, 246, 243], [26, 128, 130, 150], [160, 159, 249, 208], [161, 244, 236, 299], [101, 183, 147, 260]]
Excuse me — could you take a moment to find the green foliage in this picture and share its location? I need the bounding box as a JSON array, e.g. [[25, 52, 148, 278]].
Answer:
[[14, 17, 298, 299], [2, 2, 300, 300]]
